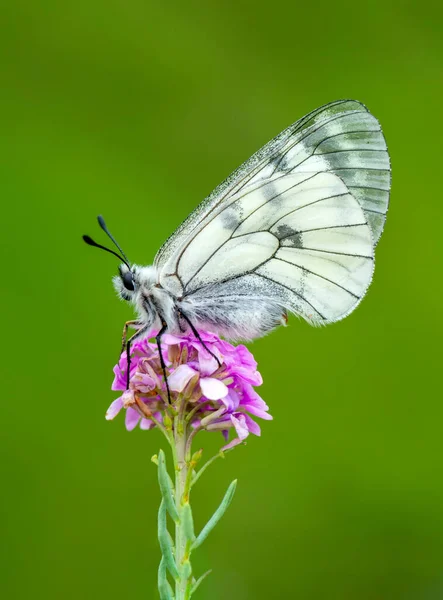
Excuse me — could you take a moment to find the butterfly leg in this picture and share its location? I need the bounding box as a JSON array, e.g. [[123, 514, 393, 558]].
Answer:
[[121, 319, 143, 355], [156, 321, 172, 404], [125, 325, 148, 390], [178, 310, 221, 368]]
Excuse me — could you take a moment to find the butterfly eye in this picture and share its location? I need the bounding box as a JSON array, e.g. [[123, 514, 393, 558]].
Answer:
[[122, 271, 135, 291]]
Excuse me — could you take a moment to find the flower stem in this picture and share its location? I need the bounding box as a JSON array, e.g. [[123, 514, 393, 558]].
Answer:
[[157, 408, 239, 598], [174, 417, 191, 600]]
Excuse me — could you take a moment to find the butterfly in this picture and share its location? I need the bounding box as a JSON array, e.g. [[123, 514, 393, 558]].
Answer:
[[84, 99, 390, 388]]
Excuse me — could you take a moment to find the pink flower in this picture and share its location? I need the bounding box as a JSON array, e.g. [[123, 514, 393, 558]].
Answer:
[[106, 331, 272, 448]]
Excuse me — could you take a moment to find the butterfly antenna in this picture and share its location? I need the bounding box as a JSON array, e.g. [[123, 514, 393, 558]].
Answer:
[[97, 215, 131, 266], [82, 235, 131, 269]]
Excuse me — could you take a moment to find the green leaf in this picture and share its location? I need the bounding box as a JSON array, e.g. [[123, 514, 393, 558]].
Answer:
[[158, 449, 179, 522], [181, 502, 195, 543], [191, 480, 237, 551], [158, 500, 180, 580], [181, 559, 192, 581], [190, 570, 212, 597], [158, 557, 175, 600]]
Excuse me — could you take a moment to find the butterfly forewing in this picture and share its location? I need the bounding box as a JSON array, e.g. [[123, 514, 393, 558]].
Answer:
[[238, 101, 390, 242]]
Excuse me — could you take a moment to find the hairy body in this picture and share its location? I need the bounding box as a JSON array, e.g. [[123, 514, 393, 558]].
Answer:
[[115, 264, 286, 342]]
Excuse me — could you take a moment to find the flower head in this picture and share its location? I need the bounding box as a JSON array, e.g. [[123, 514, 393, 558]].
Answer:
[[107, 331, 272, 449]]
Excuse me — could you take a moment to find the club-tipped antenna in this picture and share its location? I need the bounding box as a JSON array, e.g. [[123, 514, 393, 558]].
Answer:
[[82, 235, 131, 269], [97, 215, 130, 266]]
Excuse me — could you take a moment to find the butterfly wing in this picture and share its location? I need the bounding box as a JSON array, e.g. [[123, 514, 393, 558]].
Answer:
[[154, 100, 390, 333], [155, 99, 389, 270]]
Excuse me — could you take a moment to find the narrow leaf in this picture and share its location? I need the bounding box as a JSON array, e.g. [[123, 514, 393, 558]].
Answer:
[[190, 570, 212, 596], [158, 500, 180, 579], [181, 502, 195, 543], [191, 480, 237, 551], [158, 557, 175, 600], [158, 449, 179, 521], [181, 559, 192, 581]]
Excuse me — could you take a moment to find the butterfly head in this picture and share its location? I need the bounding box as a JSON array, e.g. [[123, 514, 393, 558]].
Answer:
[[114, 263, 136, 301]]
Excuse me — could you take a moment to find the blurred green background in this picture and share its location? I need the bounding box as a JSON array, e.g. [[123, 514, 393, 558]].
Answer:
[[1, 1, 443, 598]]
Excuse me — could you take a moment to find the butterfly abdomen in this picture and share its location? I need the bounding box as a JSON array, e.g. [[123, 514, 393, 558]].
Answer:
[[179, 294, 286, 341]]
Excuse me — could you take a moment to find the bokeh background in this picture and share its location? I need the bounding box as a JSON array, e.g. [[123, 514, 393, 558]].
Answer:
[[2, 1, 443, 598]]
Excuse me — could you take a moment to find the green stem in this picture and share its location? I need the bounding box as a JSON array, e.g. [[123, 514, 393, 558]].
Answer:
[[185, 426, 202, 460], [185, 403, 203, 424], [157, 406, 237, 598], [174, 417, 191, 600]]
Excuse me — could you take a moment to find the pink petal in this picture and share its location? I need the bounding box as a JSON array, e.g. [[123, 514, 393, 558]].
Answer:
[[197, 349, 220, 376], [235, 344, 257, 369], [221, 414, 252, 450], [241, 386, 272, 420], [111, 364, 126, 391], [230, 414, 249, 441], [190, 330, 219, 344], [125, 407, 140, 431], [233, 367, 263, 386], [243, 404, 273, 420], [132, 372, 156, 393], [221, 389, 240, 411], [221, 437, 243, 451], [105, 397, 123, 420], [121, 389, 135, 408], [244, 414, 261, 436], [168, 364, 198, 393], [140, 418, 155, 430], [200, 377, 228, 400], [161, 333, 183, 346]]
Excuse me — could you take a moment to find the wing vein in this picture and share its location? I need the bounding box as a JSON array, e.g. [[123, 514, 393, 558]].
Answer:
[[296, 247, 373, 259], [274, 257, 360, 299], [270, 110, 368, 176], [269, 193, 349, 231], [254, 272, 326, 319], [280, 223, 368, 236]]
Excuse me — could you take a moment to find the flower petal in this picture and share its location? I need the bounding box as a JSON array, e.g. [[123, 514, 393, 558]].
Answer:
[[244, 414, 261, 436], [111, 364, 126, 391], [168, 364, 198, 393], [121, 389, 136, 408], [240, 386, 273, 420], [197, 349, 220, 376], [105, 397, 123, 420], [132, 372, 156, 393], [200, 377, 228, 400], [242, 404, 273, 420], [230, 414, 249, 441], [235, 344, 258, 370], [161, 333, 184, 346], [221, 388, 240, 412], [233, 367, 263, 386], [221, 436, 243, 451], [125, 407, 140, 431]]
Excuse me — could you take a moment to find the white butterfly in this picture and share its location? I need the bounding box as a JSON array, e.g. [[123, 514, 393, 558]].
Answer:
[[84, 99, 390, 360]]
